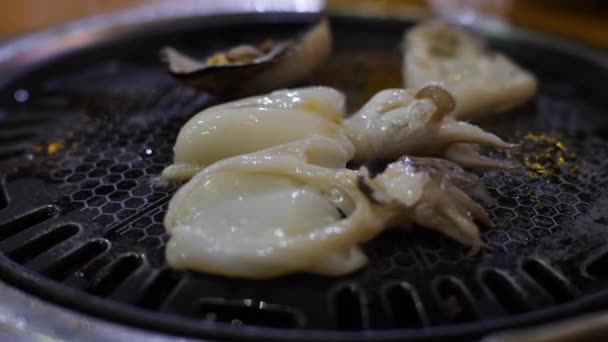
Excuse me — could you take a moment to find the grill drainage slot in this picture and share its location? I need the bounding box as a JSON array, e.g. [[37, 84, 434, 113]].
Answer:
[[522, 259, 576, 303], [0, 180, 7, 211], [0, 147, 27, 161], [0, 131, 35, 144], [332, 284, 367, 330], [137, 269, 182, 309], [0, 115, 51, 128], [7, 224, 79, 264], [481, 270, 530, 314], [43, 239, 110, 281], [435, 277, 478, 323], [383, 282, 427, 328], [585, 251, 608, 279], [90, 254, 143, 296], [0, 205, 59, 241], [197, 298, 303, 328]]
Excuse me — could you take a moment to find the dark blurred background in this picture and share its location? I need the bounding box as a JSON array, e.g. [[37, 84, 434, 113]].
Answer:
[[0, 0, 606, 48]]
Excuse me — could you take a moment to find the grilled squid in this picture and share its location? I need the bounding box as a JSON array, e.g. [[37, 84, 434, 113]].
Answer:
[[164, 137, 384, 278], [162, 86, 354, 181], [403, 21, 537, 120], [164, 137, 493, 277], [343, 85, 517, 168], [163, 84, 519, 278], [363, 156, 492, 253]]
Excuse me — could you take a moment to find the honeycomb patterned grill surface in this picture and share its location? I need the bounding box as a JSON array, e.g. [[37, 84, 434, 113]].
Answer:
[[0, 17, 607, 340]]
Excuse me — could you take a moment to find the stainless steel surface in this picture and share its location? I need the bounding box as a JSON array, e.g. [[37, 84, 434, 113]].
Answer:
[[482, 311, 608, 342], [0, 0, 325, 86], [1, 1, 608, 341], [0, 280, 201, 342]]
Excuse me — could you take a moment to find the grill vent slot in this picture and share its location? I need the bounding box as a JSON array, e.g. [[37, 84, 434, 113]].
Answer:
[[7, 224, 80, 263], [332, 284, 367, 330], [383, 282, 426, 328], [137, 269, 182, 309], [43, 239, 110, 281], [0, 131, 35, 144], [435, 277, 478, 322], [0, 147, 27, 161], [585, 252, 608, 279], [90, 254, 143, 296], [481, 270, 530, 314], [1, 115, 51, 128], [0, 181, 7, 211], [0, 206, 60, 241], [197, 298, 303, 328], [522, 259, 576, 303]]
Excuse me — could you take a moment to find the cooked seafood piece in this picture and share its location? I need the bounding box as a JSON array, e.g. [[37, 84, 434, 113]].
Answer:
[[163, 83, 516, 277], [403, 21, 537, 120], [342, 85, 517, 167], [363, 156, 492, 253], [162, 19, 331, 95], [164, 139, 493, 277], [164, 138, 384, 278], [162, 86, 354, 181]]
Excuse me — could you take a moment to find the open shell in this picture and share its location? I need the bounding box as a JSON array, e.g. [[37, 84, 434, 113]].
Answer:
[[161, 19, 331, 95]]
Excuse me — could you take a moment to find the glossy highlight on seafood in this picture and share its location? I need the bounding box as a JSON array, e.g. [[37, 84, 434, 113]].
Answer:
[[162, 84, 517, 278], [403, 21, 537, 120]]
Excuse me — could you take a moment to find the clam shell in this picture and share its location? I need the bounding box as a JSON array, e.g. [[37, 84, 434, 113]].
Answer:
[[161, 19, 331, 95]]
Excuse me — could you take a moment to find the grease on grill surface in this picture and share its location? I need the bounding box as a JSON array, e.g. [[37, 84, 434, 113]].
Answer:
[[0, 18, 607, 337]]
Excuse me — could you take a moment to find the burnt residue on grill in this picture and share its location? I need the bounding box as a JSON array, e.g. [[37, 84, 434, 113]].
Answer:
[[0, 15, 608, 342]]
